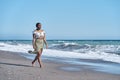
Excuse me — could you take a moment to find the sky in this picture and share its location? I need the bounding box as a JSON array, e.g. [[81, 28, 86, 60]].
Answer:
[[0, 0, 120, 40]]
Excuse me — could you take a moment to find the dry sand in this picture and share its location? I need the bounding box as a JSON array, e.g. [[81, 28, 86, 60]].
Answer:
[[0, 50, 120, 80]]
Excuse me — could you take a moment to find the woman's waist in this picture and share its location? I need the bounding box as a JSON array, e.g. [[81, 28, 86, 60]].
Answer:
[[35, 38, 44, 41]]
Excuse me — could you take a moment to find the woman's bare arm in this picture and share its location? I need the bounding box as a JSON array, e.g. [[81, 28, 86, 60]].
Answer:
[[32, 34, 36, 49], [43, 33, 48, 49]]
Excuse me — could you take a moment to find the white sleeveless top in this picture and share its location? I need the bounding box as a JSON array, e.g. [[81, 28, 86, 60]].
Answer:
[[33, 30, 45, 38]]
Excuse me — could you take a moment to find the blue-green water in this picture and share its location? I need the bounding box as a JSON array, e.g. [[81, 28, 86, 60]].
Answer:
[[0, 40, 120, 74], [0, 40, 120, 55]]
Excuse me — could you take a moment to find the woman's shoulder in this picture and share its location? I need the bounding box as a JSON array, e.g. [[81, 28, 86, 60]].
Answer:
[[32, 30, 37, 34], [41, 30, 45, 33]]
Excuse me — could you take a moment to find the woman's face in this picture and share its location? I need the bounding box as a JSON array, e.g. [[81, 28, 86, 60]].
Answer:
[[37, 24, 41, 30]]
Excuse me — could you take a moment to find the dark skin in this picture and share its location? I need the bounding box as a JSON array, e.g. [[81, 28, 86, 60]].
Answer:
[[32, 24, 48, 68]]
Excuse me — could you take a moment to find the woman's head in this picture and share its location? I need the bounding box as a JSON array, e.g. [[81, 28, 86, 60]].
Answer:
[[36, 22, 41, 30]]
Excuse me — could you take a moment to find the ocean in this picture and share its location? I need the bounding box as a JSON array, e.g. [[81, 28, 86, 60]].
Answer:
[[0, 40, 120, 74]]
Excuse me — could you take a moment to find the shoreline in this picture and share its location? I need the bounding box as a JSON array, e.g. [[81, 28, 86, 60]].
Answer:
[[22, 52, 120, 74], [0, 50, 120, 80]]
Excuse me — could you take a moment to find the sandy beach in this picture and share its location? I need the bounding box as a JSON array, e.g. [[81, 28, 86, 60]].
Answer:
[[0, 50, 120, 80]]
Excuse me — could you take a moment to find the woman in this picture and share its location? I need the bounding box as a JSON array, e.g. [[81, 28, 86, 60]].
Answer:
[[32, 22, 48, 68]]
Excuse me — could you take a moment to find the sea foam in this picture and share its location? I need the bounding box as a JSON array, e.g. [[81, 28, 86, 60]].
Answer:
[[0, 42, 120, 63]]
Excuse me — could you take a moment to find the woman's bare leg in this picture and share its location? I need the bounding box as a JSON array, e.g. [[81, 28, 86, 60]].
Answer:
[[32, 52, 39, 67], [32, 56, 36, 66], [38, 48, 43, 68]]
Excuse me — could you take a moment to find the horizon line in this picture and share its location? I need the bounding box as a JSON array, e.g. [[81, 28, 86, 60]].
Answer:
[[0, 39, 120, 41]]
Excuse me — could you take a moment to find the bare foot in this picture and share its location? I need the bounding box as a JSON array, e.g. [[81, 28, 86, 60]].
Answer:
[[40, 64, 43, 68], [40, 65, 42, 68], [40, 64, 44, 68], [32, 62, 34, 67]]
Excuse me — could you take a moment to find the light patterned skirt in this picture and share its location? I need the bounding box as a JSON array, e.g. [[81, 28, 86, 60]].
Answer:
[[35, 39, 44, 52]]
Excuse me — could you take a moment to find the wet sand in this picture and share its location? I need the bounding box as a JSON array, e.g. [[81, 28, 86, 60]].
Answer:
[[0, 50, 120, 80]]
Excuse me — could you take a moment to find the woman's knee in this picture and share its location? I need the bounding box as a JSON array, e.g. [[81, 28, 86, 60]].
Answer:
[[37, 54, 40, 57], [37, 52, 41, 57], [37, 49, 42, 57]]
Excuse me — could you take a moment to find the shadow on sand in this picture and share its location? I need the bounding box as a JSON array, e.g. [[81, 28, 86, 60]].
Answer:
[[0, 62, 32, 67]]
